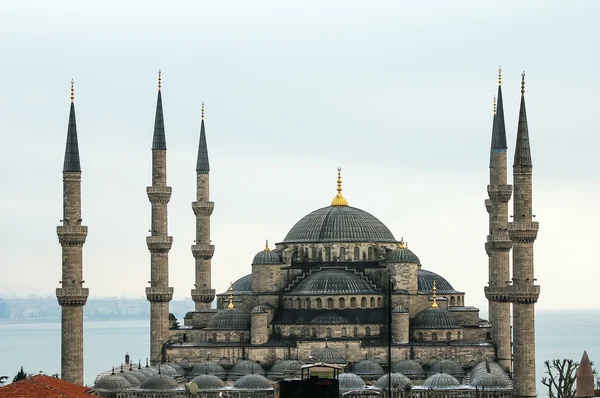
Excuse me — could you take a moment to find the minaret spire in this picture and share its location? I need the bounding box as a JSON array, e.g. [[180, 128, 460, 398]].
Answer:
[[196, 102, 210, 172], [152, 70, 167, 150], [63, 80, 81, 172], [491, 66, 507, 154], [514, 72, 532, 167]]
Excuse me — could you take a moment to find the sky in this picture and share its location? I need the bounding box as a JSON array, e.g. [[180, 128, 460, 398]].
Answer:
[[1, 0, 599, 311]]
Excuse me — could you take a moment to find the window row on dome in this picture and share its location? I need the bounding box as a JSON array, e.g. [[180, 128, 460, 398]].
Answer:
[[204, 331, 249, 343], [283, 295, 383, 309], [286, 243, 399, 263], [275, 324, 382, 339], [415, 329, 462, 342]]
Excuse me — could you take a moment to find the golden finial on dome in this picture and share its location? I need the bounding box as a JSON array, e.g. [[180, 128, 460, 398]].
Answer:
[[158, 69, 162, 91], [264, 239, 270, 251], [399, 238, 405, 249], [201, 102, 205, 120], [70, 79, 74, 103], [498, 66, 502, 86], [431, 280, 439, 308], [331, 167, 348, 206], [493, 96, 497, 115], [228, 281, 234, 309], [521, 71, 526, 96]]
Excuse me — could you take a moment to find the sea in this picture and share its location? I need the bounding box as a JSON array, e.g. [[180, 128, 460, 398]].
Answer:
[[1, 310, 598, 395]]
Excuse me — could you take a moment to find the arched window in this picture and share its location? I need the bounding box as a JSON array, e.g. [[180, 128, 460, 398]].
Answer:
[[418, 332, 424, 341], [339, 247, 346, 261], [370, 297, 375, 308], [368, 246, 374, 260], [296, 298, 302, 309], [326, 328, 332, 338], [299, 247, 304, 260], [354, 247, 360, 261], [350, 297, 357, 309], [325, 247, 331, 262], [450, 296, 456, 306], [361, 297, 367, 308], [291, 251, 299, 263], [446, 331, 452, 341], [354, 327, 359, 337], [327, 298, 334, 309], [457, 296, 462, 306], [204, 332, 207, 341], [318, 248, 323, 261], [212, 333, 217, 342], [302, 327, 308, 337], [432, 332, 438, 341], [316, 298, 322, 309], [311, 247, 317, 260], [377, 297, 382, 307], [276, 327, 282, 337], [457, 331, 461, 340], [312, 328, 317, 338], [341, 327, 347, 337], [240, 332, 245, 341], [339, 297, 346, 309], [380, 326, 385, 336], [486, 332, 492, 341], [305, 298, 311, 309], [365, 327, 372, 336]]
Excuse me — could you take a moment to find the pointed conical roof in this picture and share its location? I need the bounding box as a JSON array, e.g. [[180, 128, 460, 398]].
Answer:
[[492, 72, 507, 150], [196, 104, 210, 172], [514, 73, 532, 167], [152, 74, 167, 150], [63, 81, 81, 172], [576, 351, 595, 398]]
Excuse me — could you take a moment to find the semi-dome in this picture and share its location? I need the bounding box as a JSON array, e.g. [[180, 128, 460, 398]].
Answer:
[[374, 373, 412, 390], [392, 359, 425, 379], [191, 374, 226, 390], [253, 246, 282, 265], [191, 360, 226, 379], [228, 360, 265, 380], [412, 308, 460, 329], [423, 373, 461, 389], [311, 312, 350, 324], [281, 205, 397, 244], [292, 269, 377, 295], [234, 374, 273, 390], [119, 372, 142, 387], [311, 345, 346, 364], [267, 359, 305, 380], [223, 274, 252, 294], [418, 270, 460, 293], [206, 307, 250, 330], [339, 373, 366, 390], [139, 374, 179, 390], [387, 247, 420, 264], [352, 360, 385, 378], [428, 359, 464, 378], [93, 373, 133, 391]]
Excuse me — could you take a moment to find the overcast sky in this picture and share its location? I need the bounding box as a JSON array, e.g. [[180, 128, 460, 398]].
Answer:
[[1, 0, 599, 311]]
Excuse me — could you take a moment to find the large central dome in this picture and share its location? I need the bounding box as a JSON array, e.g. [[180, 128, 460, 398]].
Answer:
[[281, 205, 397, 244]]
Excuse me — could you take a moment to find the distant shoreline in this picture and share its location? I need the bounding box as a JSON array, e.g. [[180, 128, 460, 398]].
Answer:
[[0, 317, 149, 325]]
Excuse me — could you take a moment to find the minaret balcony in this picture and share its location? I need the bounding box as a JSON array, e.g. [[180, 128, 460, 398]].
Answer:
[[145, 287, 174, 302], [487, 184, 513, 203], [484, 199, 493, 214], [485, 285, 540, 304], [146, 186, 172, 204], [485, 234, 512, 253], [56, 288, 89, 306], [508, 222, 539, 243], [192, 201, 214, 216], [146, 236, 173, 252], [56, 226, 88, 246], [191, 244, 215, 259], [191, 288, 216, 304]]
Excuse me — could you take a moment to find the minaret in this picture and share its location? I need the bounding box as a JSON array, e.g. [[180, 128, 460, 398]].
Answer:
[[191, 102, 216, 310], [56, 80, 89, 385], [508, 72, 540, 398], [145, 71, 174, 364], [484, 67, 513, 371]]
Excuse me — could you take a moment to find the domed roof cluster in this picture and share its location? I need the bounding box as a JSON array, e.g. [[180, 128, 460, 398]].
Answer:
[[392, 359, 425, 379], [190, 374, 226, 391], [351, 360, 385, 378], [375, 373, 412, 390], [418, 270, 459, 293], [423, 373, 461, 389], [339, 373, 366, 390], [191, 360, 226, 379], [93, 372, 133, 392], [282, 205, 398, 244], [310, 345, 346, 364], [139, 374, 179, 391], [234, 374, 273, 390], [412, 308, 460, 329], [292, 269, 377, 295], [206, 307, 250, 330], [428, 359, 465, 378], [387, 247, 420, 264]]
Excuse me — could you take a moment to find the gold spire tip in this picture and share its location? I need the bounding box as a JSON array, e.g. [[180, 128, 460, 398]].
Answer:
[[201, 102, 205, 120], [521, 71, 525, 95], [264, 239, 269, 251], [493, 96, 497, 115], [431, 280, 439, 308], [228, 281, 234, 309], [497, 66, 502, 85], [331, 167, 348, 206], [399, 238, 405, 249], [70, 79, 74, 103], [158, 69, 162, 90]]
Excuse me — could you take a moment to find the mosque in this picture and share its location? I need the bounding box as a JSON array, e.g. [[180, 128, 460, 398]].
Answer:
[[55, 69, 540, 397]]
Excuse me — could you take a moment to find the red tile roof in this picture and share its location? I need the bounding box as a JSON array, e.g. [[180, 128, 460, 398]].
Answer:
[[0, 375, 100, 398]]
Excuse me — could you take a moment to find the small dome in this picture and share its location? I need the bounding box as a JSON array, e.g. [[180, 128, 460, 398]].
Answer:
[[423, 373, 461, 389], [191, 361, 226, 379], [469, 361, 505, 381], [129, 371, 150, 383], [251, 305, 268, 314], [119, 372, 142, 387], [93, 373, 133, 391], [471, 372, 510, 389], [374, 373, 412, 390], [169, 313, 176, 321], [234, 374, 273, 390], [412, 308, 460, 329], [392, 360, 425, 379], [138, 368, 156, 378], [191, 374, 226, 390], [311, 312, 349, 324], [428, 360, 464, 378], [222, 274, 252, 294], [267, 360, 305, 380], [339, 373, 366, 390], [206, 307, 250, 330], [292, 269, 377, 295], [418, 269, 459, 293], [167, 362, 185, 374], [387, 248, 420, 264], [392, 305, 409, 313], [311, 346, 346, 364], [145, 366, 160, 374], [140, 374, 179, 390], [351, 360, 385, 378], [253, 249, 282, 265], [228, 360, 265, 380], [157, 365, 178, 377]]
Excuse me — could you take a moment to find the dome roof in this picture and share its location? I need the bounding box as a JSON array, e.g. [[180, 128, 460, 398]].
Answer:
[[251, 305, 268, 314], [292, 269, 377, 295], [191, 361, 226, 379], [311, 312, 350, 324], [311, 346, 346, 364], [281, 205, 397, 244], [119, 372, 142, 387], [129, 371, 150, 383], [423, 373, 461, 389], [469, 361, 508, 388], [267, 360, 305, 380], [228, 360, 265, 380], [93, 373, 133, 391], [374, 373, 412, 390], [471, 372, 510, 389], [387, 248, 420, 264], [392, 305, 409, 313], [352, 360, 385, 378], [139, 374, 179, 391], [234, 374, 273, 390], [191, 374, 226, 390], [339, 373, 366, 390], [392, 360, 425, 378], [169, 313, 176, 320], [253, 249, 282, 265], [157, 365, 178, 377], [412, 308, 460, 329], [222, 274, 252, 294], [167, 362, 184, 374], [428, 360, 464, 378], [418, 270, 459, 293], [206, 307, 250, 330]]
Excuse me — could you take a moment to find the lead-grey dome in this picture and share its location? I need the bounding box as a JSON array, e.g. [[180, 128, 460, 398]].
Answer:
[[392, 305, 409, 313], [392, 359, 425, 379], [311, 346, 346, 364], [374, 373, 412, 390], [267, 360, 305, 380], [418, 270, 459, 293], [206, 307, 250, 330], [352, 360, 385, 378], [428, 360, 464, 378], [191, 374, 226, 390], [423, 373, 461, 389], [119, 372, 142, 387], [129, 371, 150, 383], [157, 364, 178, 377], [311, 312, 350, 324], [234, 374, 273, 390], [228, 360, 265, 380], [223, 274, 252, 294], [412, 308, 460, 329], [191, 361, 226, 379], [339, 373, 366, 390], [292, 269, 377, 295], [281, 205, 397, 243], [93, 373, 133, 391], [470, 372, 510, 389], [139, 374, 179, 390], [388, 248, 420, 264], [253, 249, 282, 265]]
